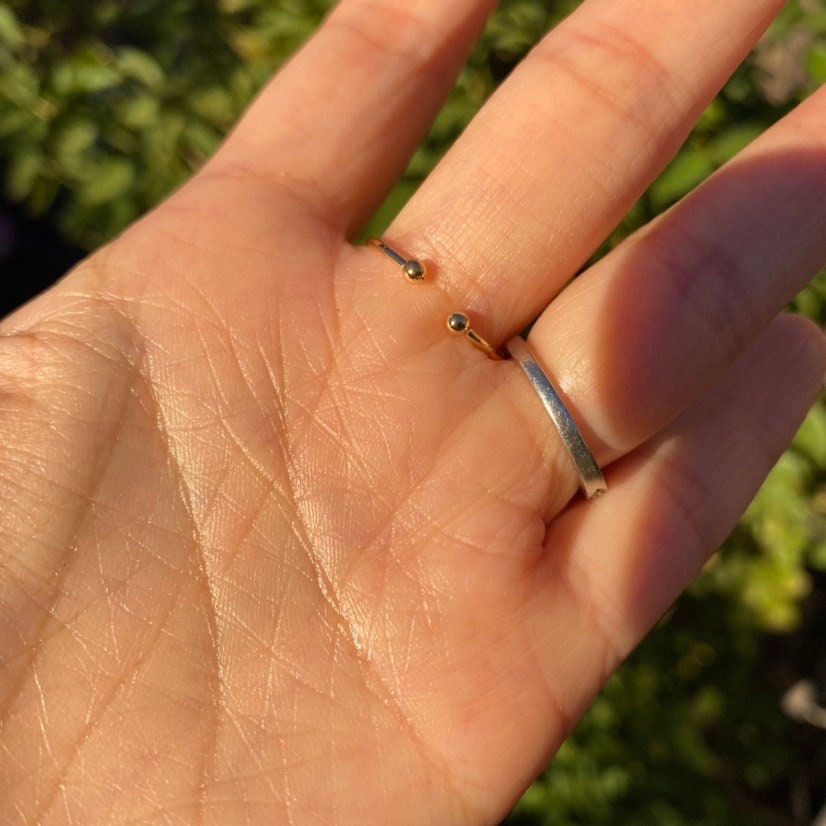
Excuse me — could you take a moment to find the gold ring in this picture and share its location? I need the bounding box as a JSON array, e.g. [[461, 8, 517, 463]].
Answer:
[[368, 239, 501, 360]]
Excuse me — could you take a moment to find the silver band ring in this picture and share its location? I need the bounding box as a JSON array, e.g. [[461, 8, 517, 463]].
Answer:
[[505, 336, 606, 499]]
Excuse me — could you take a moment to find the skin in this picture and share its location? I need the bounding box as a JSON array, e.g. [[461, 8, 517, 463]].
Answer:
[[1, 0, 825, 823]]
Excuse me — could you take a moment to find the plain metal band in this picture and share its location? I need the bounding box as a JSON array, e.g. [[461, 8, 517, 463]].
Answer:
[[505, 336, 607, 500]]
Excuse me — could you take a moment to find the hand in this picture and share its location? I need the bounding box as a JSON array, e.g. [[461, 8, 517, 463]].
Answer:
[[1, 1, 824, 823]]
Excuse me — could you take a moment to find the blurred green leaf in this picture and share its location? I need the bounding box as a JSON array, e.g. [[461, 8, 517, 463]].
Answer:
[[183, 119, 221, 159], [707, 124, 763, 166], [0, 104, 35, 137], [53, 119, 98, 165], [188, 86, 235, 126], [695, 98, 727, 134], [115, 47, 165, 90], [0, 3, 24, 49], [795, 404, 826, 467], [6, 147, 42, 200], [806, 44, 826, 83], [78, 156, 135, 205], [52, 53, 122, 96], [117, 94, 161, 130], [649, 149, 714, 210]]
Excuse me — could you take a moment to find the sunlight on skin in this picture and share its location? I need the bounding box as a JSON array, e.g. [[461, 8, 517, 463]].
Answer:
[[1, 0, 825, 823]]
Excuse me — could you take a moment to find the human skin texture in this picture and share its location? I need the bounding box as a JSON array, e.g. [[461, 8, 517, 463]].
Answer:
[[1, 0, 825, 823]]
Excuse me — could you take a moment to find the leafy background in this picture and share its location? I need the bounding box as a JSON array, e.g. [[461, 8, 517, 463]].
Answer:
[[1, 0, 825, 822]]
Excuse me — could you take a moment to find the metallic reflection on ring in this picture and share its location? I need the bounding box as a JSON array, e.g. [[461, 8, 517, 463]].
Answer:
[[505, 336, 606, 499]]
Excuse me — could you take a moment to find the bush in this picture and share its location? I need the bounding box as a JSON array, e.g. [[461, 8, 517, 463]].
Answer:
[[2, 0, 824, 821]]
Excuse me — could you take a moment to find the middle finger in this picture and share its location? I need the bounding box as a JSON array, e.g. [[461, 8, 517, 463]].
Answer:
[[388, 0, 784, 340]]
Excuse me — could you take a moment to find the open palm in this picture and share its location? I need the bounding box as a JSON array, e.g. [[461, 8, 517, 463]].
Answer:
[[2, 0, 825, 823]]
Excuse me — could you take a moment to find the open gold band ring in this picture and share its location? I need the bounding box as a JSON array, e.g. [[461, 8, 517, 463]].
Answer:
[[368, 237, 606, 499]]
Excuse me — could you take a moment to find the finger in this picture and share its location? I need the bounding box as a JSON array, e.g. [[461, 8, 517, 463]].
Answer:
[[510, 85, 826, 518], [524, 314, 824, 748], [342, 87, 826, 541], [211, 0, 496, 234], [388, 0, 784, 338]]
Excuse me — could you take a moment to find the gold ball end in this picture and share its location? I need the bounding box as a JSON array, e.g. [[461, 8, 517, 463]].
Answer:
[[447, 313, 470, 334], [403, 260, 427, 282]]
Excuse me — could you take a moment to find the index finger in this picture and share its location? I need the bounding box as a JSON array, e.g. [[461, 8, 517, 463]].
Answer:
[[211, 0, 496, 235]]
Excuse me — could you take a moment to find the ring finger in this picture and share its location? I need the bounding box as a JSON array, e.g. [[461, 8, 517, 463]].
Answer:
[[494, 86, 826, 517]]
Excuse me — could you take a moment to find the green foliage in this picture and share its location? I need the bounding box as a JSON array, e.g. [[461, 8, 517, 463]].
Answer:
[[2, 0, 825, 822], [0, 0, 332, 246], [509, 600, 794, 826]]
